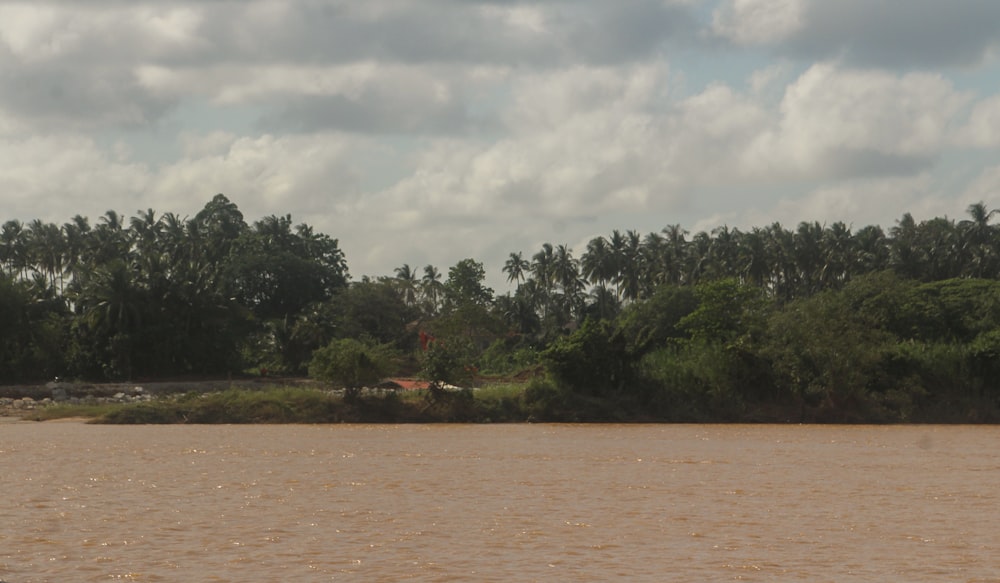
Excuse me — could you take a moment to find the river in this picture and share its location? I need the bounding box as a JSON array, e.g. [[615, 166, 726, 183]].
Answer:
[[1, 421, 998, 582]]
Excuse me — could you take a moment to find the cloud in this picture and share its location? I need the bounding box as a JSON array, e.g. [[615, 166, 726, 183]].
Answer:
[[0, 135, 149, 222], [150, 133, 371, 219], [0, 4, 201, 129], [4, 0, 1000, 289], [763, 174, 935, 228], [712, 0, 804, 46], [746, 63, 970, 179], [191, 0, 700, 67], [956, 95, 1000, 148], [0, 1, 703, 135], [713, 0, 1000, 68]]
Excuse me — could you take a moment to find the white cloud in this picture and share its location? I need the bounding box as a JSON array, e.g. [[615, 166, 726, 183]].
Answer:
[[960, 164, 1000, 210], [956, 95, 1000, 148], [150, 133, 368, 219], [747, 64, 970, 177], [0, 135, 149, 222], [769, 174, 934, 227], [719, 0, 1000, 68], [712, 0, 804, 45], [4, 1, 1000, 288]]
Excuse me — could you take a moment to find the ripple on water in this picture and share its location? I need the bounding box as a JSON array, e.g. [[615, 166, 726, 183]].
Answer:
[[1, 423, 999, 582]]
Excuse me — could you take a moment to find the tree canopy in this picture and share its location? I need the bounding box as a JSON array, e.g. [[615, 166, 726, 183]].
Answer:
[[4, 197, 1000, 423]]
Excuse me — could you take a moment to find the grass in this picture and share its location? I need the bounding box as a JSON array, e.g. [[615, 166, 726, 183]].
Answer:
[[23, 403, 129, 422], [19, 383, 535, 424]]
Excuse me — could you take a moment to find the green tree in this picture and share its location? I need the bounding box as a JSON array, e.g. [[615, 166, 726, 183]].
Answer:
[[679, 278, 768, 346], [310, 338, 394, 389], [542, 318, 635, 399], [444, 258, 494, 309], [502, 252, 530, 286], [764, 289, 895, 419]]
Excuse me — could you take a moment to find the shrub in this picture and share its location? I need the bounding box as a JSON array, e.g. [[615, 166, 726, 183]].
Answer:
[[309, 338, 394, 388], [541, 319, 635, 398]]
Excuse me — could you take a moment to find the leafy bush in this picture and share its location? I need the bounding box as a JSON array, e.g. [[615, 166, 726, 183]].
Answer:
[[476, 337, 540, 375], [309, 338, 395, 388], [419, 337, 476, 387], [541, 319, 635, 398]]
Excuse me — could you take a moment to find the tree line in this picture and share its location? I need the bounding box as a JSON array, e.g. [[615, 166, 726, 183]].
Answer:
[[3, 195, 1000, 421]]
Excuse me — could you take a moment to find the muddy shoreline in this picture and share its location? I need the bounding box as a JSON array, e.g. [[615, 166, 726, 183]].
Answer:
[[0, 377, 320, 400]]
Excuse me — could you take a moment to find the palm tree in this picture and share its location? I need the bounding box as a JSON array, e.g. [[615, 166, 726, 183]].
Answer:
[[853, 225, 889, 275], [0, 220, 26, 279], [496, 290, 541, 336], [552, 244, 584, 324], [421, 264, 444, 315], [820, 221, 855, 288], [960, 201, 998, 278], [709, 225, 740, 280], [613, 230, 642, 302], [581, 236, 615, 289], [87, 210, 130, 266], [79, 259, 145, 379], [793, 221, 824, 295], [530, 243, 555, 319], [61, 215, 91, 290], [738, 227, 772, 290], [638, 231, 666, 295], [765, 223, 797, 301], [553, 245, 581, 293], [918, 216, 963, 281], [584, 284, 621, 322], [24, 220, 65, 293], [394, 264, 419, 306], [502, 251, 530, 286], [661, 224, 688, 286], [890, 212, 922, 280], [685, 231, 712, 286]]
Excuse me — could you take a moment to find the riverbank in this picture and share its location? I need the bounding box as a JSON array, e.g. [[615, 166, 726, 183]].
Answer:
[[4, 383, 531, 424], [5, 376, 999, 424], [0, 377, 322, 417]]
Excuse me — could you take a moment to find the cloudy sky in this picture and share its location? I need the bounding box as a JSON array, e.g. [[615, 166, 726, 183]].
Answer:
[[3, 0, 1000, 289]]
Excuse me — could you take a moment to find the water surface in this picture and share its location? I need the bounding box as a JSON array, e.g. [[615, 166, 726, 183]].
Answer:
[[1, 422, 998, 581]]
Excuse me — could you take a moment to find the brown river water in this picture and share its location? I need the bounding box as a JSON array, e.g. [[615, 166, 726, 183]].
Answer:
[[1, 421, 998, 582]]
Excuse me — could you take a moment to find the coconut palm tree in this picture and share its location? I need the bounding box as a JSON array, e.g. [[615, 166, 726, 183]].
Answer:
[[530, 243, 555, 319], [502, 251, 530, 286], [960, 201, 998, 278], [584, 284, 621, 322], [613, 230, 642, 302], [660, 224, 688, 286], [581, 236, 614, 288], [0, 220, 26, 279], [820, 221, 855, 289], [394, 264, 419, 307], [421, 264, 444, 315], [738, 227, 772, 290], [853, 225, 890, 275]]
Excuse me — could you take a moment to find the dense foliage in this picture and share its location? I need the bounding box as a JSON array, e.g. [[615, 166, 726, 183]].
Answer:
[[4, 197, 1000, 422]]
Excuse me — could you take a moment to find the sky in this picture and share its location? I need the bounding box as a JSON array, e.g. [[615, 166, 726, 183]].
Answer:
[[3, 0, 1000, 291]]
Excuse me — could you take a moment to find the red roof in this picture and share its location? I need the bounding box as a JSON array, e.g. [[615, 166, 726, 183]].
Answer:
[[384, 378, 431, 391]]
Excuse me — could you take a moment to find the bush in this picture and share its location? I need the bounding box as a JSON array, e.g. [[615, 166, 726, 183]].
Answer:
[[309, 338, 395, 388], [476, 337, 540, 375], [419, 337, 476, 387], [541, 319, 635, 398]]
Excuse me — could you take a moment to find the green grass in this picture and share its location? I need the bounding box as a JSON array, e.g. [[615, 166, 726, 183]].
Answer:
[[21, 403, 128, 422], [20, 383, 537, 424]]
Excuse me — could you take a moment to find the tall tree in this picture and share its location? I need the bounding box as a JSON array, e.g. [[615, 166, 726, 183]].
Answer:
[[960, 201, 998, 278], [502, 251, 530, 286], [421, 264, 444, 315], [393, 264, 419, 307]]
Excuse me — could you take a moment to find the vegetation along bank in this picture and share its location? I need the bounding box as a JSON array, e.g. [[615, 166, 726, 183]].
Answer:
[[3, 194, 1000, 423]]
